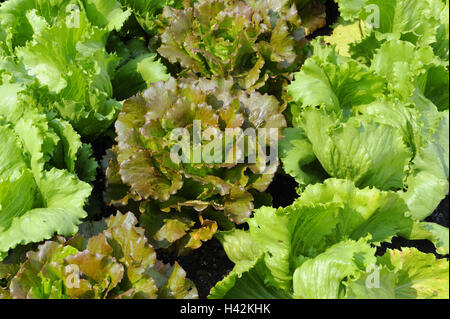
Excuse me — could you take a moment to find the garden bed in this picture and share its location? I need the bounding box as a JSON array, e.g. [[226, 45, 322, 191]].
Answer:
[[0, 0, 448, 300]]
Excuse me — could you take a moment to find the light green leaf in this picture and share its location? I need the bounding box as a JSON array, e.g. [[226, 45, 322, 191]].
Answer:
[[247, 207, 292, 289], [336, 0, 445, 47], [346, 248, 449, 299], [324, 20, 364, 57], [288, 41, 385, 115], [209, 255, 291, 299], [403, 222, 449, 256], [300, 108, 411, 190], [0, 125, 91, 260], [83, 0, 131, 31], [401, 111, 449, 220], [215, 229, 261, 274], [112, 53, 169, 100], [279, 127, 326, 185], [293, 238, 376, 299]]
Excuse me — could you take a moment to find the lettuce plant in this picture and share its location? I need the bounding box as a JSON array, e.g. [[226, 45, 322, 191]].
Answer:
[[156, 0, 326, 94], [333, 0, 449, 55], [105, 76, 286, 254], [0, 91, 94, 261], [0, 212, 198, 299], [0, 0, 169, 137], [209, 179, 449, 299], [280, 0, 449, 253]]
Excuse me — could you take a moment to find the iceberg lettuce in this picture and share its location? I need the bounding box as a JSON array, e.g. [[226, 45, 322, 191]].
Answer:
[[209, 179, 449, 299], [281, 0, 449, 253], [0, 0, 169, 137], [0, 109, 92, 261]]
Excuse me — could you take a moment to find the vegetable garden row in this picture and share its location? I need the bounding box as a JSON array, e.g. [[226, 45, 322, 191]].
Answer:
[[0, 0, 449, 299]]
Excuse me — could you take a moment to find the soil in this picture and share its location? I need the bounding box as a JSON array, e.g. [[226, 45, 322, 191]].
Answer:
[[157, 239, 235, 299]]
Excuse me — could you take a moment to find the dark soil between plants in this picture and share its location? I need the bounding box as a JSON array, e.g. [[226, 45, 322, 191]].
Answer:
[[157, 239, 234, 299]]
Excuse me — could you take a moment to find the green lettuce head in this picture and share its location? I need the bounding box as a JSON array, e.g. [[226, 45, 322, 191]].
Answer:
[[281, 0, 449, 257], [105, 76, 286, 254], [333, 0, 449, 60], [209, 179, 449, 299], [282, 34, 449, 222], [0, 91, 95, 261], [0, 0, 169, 137]]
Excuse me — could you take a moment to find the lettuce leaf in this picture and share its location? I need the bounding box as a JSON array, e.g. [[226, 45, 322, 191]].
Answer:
[[284, 17, 449, 221], [335, 0, 446, 48], [0, 123, 92, 261], [346, 248, 449, 299], [112, 52, 170, 101], [293, 238, 375, 299]]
